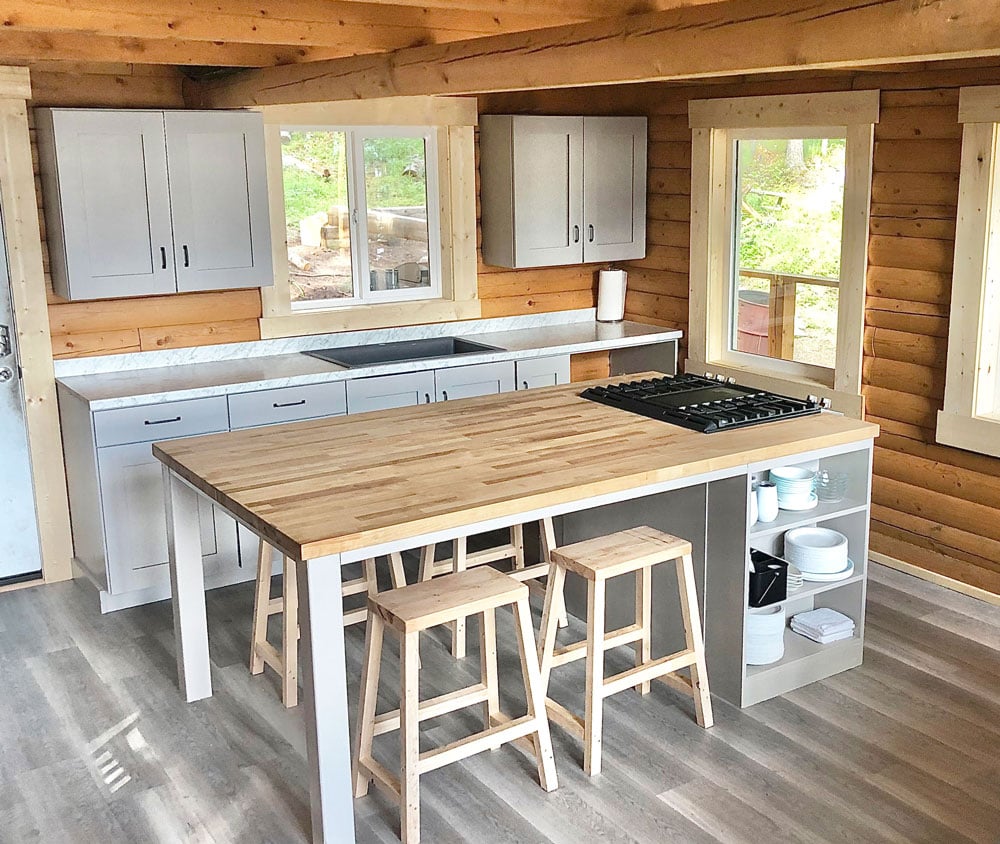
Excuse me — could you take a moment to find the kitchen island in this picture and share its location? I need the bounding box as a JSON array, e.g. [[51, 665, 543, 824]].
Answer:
[[154, 375, 878, 842]]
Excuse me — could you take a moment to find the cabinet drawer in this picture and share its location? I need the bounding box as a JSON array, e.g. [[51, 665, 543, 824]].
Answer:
[[516, 355, 570, 390], [94, 396, 229, 447], [435, 361, 515, 401], [229, 381, 347, 430], [347, 371, 435, 414]]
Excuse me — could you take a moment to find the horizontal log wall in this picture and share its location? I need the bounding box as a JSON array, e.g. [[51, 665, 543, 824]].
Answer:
[[28, 63, 265, 358], [576, 63, 1000, 594]]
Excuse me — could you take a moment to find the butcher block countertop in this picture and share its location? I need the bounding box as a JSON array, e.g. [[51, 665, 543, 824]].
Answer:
[[153, 376, 879, 562]]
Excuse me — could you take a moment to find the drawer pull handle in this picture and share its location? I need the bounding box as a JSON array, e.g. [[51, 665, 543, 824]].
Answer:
[[424, 392, 431, 403], [523, 380, 529, 389], [182, 244, 190, 268], [441, 390, 448, 401], [160, 246, 167, 269], [588, 224, 595, 243], [573, 225, 580, 243], [144, 416, 182, 426], [273, 399, 307, 408]]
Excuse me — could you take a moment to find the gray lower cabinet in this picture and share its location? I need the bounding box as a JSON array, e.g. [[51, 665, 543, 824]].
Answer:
[[37, 107, 272, 301], [97, 441, 234, 596], [434, 361, 515, 401], [515, 356, 570, 390], [346, 370, 436, 413]]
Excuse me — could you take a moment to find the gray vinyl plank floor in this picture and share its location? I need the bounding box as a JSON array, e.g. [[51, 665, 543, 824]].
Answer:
[[0, 562, 997, 844]]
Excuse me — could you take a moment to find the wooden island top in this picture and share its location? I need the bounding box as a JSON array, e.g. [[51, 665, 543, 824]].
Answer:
[[153, 375, 879, 562]]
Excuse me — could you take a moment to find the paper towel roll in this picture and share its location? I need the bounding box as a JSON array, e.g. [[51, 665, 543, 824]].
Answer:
[[597, 269, 627, 322]]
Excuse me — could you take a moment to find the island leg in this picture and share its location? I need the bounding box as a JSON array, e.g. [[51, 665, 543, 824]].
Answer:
[[298, 554, 355, 844], [163, 466, 212, 703]]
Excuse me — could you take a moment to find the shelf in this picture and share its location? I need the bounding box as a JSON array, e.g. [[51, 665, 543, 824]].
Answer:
[[745, 626, 860, 679], [748, 571, 864, 612], [749, 498, 867, 538]]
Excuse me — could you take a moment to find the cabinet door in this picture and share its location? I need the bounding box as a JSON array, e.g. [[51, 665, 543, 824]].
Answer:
[[97, 442, 238, 595], [511, 116, 584, 267], [164, 111, 273, 292], [515, 355, 570, 390], [42, 109, 175, 300], [346, 371, 436, 414], [435, 361, 515, 401], [582, 116, 647, 263]]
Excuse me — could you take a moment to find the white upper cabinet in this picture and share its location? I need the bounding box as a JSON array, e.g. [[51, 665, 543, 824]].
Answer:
[[164, 111, 272, 292], [37, 108, 272, 301], [479, 114, 647, 268]]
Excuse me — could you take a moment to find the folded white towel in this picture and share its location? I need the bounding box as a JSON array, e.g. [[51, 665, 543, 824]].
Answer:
[[790, 607, 855, 637], [790, 623, 855, 645]]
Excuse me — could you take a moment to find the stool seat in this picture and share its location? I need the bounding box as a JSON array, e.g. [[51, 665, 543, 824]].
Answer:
[[372, 567, 526, 633], [551, 527, 692, 581]]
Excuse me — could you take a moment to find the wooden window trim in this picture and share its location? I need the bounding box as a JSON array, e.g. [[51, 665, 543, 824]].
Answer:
[[938, 87, 1000, 457], [258, 97, 480, 338], [686, 91, 878, 417]]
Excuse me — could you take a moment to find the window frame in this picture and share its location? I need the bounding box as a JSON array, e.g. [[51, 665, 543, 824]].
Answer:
[[259, 98, 480, 337], [937, 86, 1000, 457], [281, 124, 442, 310], [687, 91, 879, 416]]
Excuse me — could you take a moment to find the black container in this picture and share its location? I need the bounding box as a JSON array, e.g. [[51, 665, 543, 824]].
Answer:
[[748, 549, 788, 608]]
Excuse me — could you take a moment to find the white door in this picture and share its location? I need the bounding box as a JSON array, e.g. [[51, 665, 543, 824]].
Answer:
[[582, 116, 647, 262], [0, 207, 43, 583], [164, 111, 273, 292], [512, 116, 584, 267], [46, 109, 175, 299], [435, 362, 515, 401]]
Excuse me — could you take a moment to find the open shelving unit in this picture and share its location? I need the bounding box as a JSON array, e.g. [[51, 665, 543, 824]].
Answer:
[[705, 438, 874, 708]]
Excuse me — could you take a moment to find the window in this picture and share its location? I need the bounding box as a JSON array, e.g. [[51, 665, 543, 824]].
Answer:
[[281, 127, 440, 309], [260, 98, 480, 335], [688, 92, 879, 415], [937, 86, 1000, 457]]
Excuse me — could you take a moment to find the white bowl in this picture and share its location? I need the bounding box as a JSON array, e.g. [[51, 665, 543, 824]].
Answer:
[[770, 467, 816, 484]]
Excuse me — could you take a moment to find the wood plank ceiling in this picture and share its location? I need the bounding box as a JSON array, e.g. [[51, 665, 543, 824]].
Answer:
[[0, 0, 726, 69]]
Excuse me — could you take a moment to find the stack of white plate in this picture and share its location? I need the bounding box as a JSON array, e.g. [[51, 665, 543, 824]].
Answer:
[[769, 467, 818, 511], [783, 527, 854, 581], [786, 563, 804, 592], [746, 604, 786, 665]]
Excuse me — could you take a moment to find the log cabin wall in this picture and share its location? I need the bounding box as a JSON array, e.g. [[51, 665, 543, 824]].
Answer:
[[478, 62, 1000, 595]]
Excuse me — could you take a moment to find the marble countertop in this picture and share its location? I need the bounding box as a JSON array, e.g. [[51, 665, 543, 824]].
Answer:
[[57, 315, 682, 410]]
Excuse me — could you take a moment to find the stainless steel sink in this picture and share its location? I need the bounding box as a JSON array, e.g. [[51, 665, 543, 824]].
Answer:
[[302, 337, 502, 368]]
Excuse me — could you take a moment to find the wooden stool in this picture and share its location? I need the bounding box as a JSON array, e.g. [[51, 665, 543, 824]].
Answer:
[[418, 517, 567, 659], [354, 567, 558, 843], [250, 542, 407, 707], [537, 526, 713, 775]]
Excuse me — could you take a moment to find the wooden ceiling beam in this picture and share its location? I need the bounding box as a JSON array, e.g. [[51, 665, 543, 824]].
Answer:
[[0, 31, 350, 67], [323, 0, 725, 18], [188, 0, 1000, 108], [0, 1, 580, 49]]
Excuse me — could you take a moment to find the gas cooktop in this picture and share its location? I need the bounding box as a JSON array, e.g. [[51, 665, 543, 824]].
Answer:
[[580, 373, 824, 433]]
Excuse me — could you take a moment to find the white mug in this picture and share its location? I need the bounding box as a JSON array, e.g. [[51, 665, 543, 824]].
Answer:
[[749, 485, 759, 525], [757, 482, 779, 523]]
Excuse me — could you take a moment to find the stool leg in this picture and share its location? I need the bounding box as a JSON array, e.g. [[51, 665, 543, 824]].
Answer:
[[676, 553, 714, 729], [511, 595, 558, 793], [479, 608, 500, 741], [389, 551, 408, 589], [537, 561, 566, 688], [450, 536, 467, 659], [540, 518, 568, 629], [635, 565, 652, 696], [353, 612, 384, 798], [400, 630, 421, 843], [511, 523, 525, 569], [584, 578, 607, 776], [418, 544, 436, 582], [250, 540, 272, 675], [363, 557, 378, 599], [281, 556, 299, 708]]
